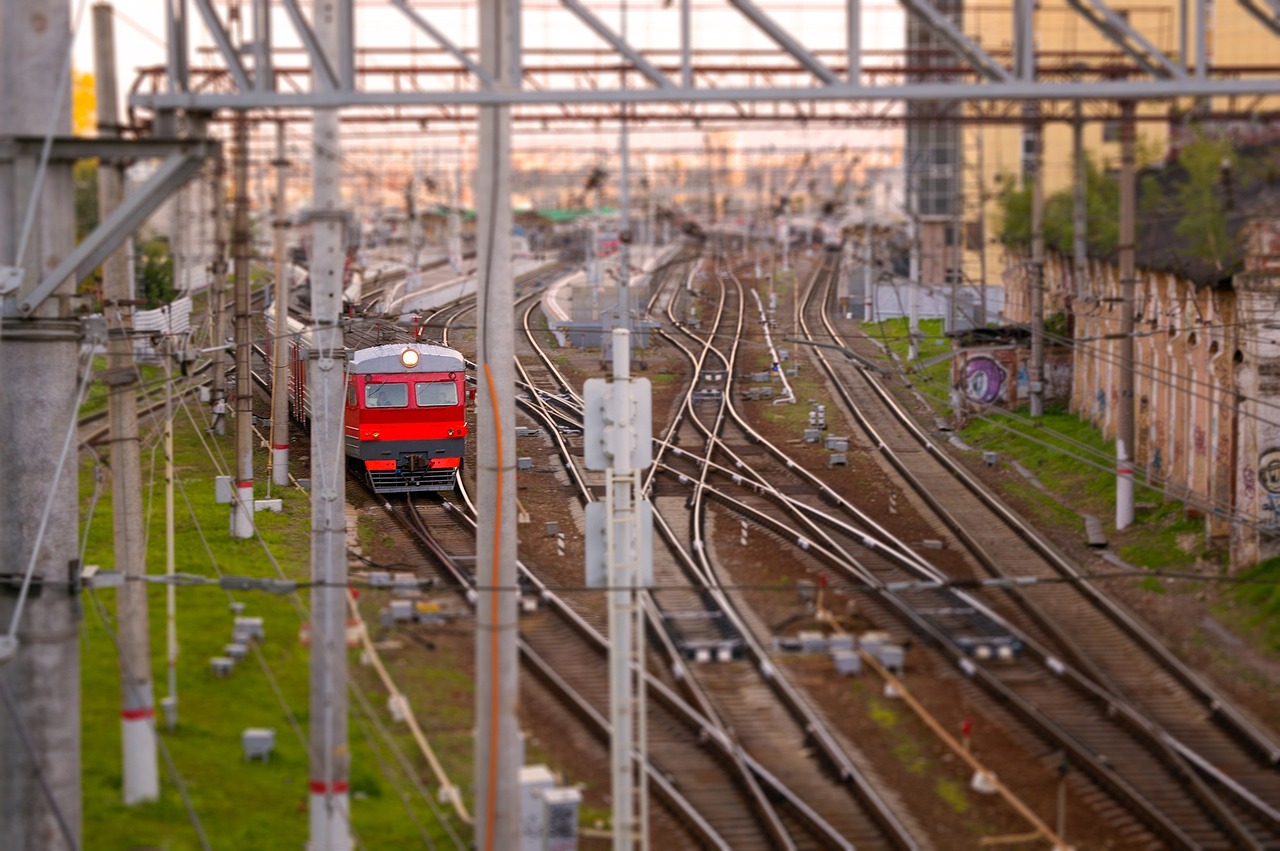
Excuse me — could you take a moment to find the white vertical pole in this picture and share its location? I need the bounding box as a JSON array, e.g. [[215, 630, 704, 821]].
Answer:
[[607, 328, 642, 851], [309, 1, 351, 848], [475, 0, 520, 847]]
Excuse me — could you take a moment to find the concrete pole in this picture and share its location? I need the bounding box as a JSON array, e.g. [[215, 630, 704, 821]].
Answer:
[[1117, 101, 1137, 530], [618, 83, 632, 336], [95, 1, 158, 804], [475, 0, 520, 847], [863, 186, 874, 321], [310, 2, 351, 848], [1072, 102, 1088, 302], [976, 129, 989, 326], [271, 120, 291, 487], [163, 357, 178, 731], [0, 0, 82, 846], [210, 158, 229, 434], [231, 113, 256, 538], [908, 215, 920, 361], [1028, 116, 1046, 418]]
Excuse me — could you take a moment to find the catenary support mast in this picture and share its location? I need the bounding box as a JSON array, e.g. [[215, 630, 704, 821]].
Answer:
[[0, 0, 82, 846], [474, 0, 520, 846], [95, 0, 159, 804], [232, 113, 256, 537], [309, 2, 352, 848], [1116, 100, 1137, 529], [271, 120, 291, 487]]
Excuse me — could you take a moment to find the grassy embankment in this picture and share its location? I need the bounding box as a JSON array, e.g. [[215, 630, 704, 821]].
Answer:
[[78, 387, 466, 849], [865, 316, 1280, 655]]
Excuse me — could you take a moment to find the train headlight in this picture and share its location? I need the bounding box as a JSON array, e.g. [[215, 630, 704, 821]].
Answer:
[[401, 348, 420, 368]]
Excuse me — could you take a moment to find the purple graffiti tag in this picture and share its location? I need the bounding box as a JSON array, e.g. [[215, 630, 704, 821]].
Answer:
[[964, 356, 1007, 405]]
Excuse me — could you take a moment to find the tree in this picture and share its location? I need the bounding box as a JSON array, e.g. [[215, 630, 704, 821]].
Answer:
[[137, 238, 175, 308], [996, 157, 1118, 257], [72, 70, 96, 136], [1172, 137, 1238, 273]]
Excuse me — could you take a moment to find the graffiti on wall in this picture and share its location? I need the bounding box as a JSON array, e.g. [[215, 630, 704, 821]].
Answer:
[[963, 355, 1009, 405], [1259, 449, 1280, 527]]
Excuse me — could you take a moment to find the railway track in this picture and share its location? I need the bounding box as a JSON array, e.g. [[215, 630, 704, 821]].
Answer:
[[512, 248, 928, 848], [780, 258, 1280, 849]]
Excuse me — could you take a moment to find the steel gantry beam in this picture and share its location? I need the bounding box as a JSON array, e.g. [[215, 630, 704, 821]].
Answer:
[[130, 0, 1280, 117]]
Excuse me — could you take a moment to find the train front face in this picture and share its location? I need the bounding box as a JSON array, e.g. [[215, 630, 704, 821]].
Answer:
[[346, 344, 468, 493]]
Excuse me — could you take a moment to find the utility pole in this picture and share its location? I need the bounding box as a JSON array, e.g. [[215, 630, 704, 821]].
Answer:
[[618, 10, 633, 343], [0, 0, 82, 845], [163, 354, 178, 731], [976, 129, 989, 327], [95, 1, 158, 804], [908, 213, 920, 361], [309, 1, 351, 847], [1019, 0, 1045, 417], [1116, 100, 1137, 529], [475, 0, 520, 846], [585, 328, 652, 851], [231, 113, 255, 538], [271, 120, 290, 488], [210, 158, 229, 435], [863, 184, 874, 322], [1028, 115, 1046, 419], [1072, 101, 1088, 301]]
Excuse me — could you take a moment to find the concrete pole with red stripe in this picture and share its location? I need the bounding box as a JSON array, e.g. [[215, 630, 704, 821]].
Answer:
[[270, 119, 291, 487], [231, 113, 256, 538], [308, 1, 352, 847], [95, 1, 158, 804]]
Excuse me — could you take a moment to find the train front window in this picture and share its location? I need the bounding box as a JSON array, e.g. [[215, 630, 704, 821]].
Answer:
[[415, 381, 459, 407], [364, 382, 408, 408]]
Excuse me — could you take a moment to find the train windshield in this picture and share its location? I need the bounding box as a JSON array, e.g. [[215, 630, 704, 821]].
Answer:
[[364, 382, 409, 408], [415, 381, 459, 408]]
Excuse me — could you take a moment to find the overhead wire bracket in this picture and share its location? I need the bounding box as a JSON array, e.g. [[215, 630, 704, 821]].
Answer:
[[727, 0, 841, 85], [559, 0, 673, 89], [898, 0, 1013, 83], [1238, 0, 1280, 35], [1065, 0, 1187, 78], [190, 0, 252, 91]]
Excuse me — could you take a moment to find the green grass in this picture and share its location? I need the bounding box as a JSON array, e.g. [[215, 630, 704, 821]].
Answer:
[[79, 415, 465, 849], [81, 357, 166, 420], [935, 778, 971, 815], [862, 317, 952, 405], [961, 405, 1118, 507], [1229, 558, 1280, 653]]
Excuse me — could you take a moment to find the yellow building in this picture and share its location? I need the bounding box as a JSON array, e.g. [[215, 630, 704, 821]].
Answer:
[[958, 2, 1280, 298]]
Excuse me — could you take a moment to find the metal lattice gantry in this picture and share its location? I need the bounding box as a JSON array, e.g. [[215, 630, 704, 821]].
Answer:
[[130, 0, 1280, 124]]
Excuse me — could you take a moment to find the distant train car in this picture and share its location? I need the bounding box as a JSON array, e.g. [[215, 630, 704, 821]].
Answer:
[[268, 306, 468, 493]]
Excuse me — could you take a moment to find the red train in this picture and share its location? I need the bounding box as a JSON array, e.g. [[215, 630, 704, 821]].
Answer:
[[272, 309, 468, 493]]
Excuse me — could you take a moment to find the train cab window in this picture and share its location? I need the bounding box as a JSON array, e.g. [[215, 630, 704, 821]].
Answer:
[[364, 382, 409, 408], [347, 385, 358, 407], [416, 381, 459, 407]]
